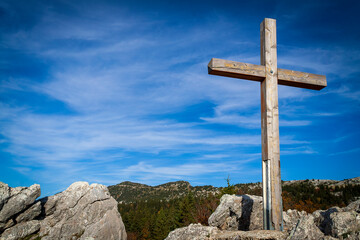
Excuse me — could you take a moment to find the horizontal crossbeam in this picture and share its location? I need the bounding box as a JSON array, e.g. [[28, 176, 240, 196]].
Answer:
[[208, 58, 327, 90]]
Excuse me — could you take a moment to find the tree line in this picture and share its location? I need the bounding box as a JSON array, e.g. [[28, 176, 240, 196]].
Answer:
[[117, 180, 360, 240], [118, 192, 219, 240]]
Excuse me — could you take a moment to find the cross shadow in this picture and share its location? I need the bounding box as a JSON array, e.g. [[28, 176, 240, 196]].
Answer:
[[238, 195, 254, 231]]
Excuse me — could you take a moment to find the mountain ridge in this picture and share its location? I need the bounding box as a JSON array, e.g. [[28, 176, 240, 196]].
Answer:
[[108, 180, 218, 203], [108, 176, 360, 204]]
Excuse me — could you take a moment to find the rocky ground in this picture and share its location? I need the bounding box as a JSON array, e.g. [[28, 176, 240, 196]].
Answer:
[[166, 194, 360, 240], [0, 182, 126, 240]]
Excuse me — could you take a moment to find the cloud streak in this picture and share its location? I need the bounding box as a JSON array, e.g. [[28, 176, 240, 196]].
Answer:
[[1, 0, 360, 195]]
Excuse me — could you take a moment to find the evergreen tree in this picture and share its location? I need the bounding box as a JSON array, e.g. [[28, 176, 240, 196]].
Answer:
[[152, 208, 170, 240], [176, 192, 196, 226], [219, 175, 236, 197]]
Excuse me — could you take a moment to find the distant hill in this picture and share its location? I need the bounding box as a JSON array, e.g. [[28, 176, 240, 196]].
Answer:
[[283, 176, 360, 187], [108, 180, 218, 203], [108, 177, 360, 204]]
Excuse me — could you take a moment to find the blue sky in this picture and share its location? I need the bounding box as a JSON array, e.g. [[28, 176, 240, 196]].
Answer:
[[1, 0, 359, 196]]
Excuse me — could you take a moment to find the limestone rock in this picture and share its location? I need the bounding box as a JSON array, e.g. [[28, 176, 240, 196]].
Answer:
[[324, 211, 359, 238], [165, 224, 286, 240], [313, 204, 360, 238], [0, 181, 127, 240], [0, 220, 40, 240], [345, 199, 360, 213], [208, 194, 263, 231], [287, 214, 325, 240], [0, 219, 15, 233], [282, 209, 307, 233], [213, 230, 286, 240], [0, 182, 40, 224], [39, 182, 127, 240], [313, 207, 341, 234], [0, 182, 10, 211], [15, 201, 42, 223], [344, 231, 360, 240], [165, 223, 219, 240]]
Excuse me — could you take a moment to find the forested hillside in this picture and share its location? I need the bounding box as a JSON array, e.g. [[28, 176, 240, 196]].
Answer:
[[108, 181, 218, 203], [109, 177, 360, 240]]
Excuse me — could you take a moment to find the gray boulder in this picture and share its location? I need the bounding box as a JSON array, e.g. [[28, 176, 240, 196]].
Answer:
[[313, 205, 360, 238], [15, 201, 42, 223], [344, 231, 360, 240], [208, 194, 317, 234], [313, 207, 341, 234], [0, 181, 127, 240], [38, 182, 127, 240], [0, 219, 15, 232], [287, 214, 325, 240], [0, 182, 10, 210], [208, 194, 263, 231], [0, 182, 40, 225], [0, 220, 40, 240], [165, 223, 219, 240], [207, 194, 360, 239], [345, 199, 360, 213], [213, 230, 286, 240], [326, 211, 359, 238], [313, 207, 360, 238], [165, 223, 286, 240], [282, 209, 307, 233]]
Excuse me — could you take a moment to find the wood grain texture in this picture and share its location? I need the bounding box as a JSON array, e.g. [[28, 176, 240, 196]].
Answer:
[[260, 18, 283, 231], [208, 58, 326, 90], [277, 69, 326, 90], [207, 17, 327, 232], [208, 58, 265, 81]]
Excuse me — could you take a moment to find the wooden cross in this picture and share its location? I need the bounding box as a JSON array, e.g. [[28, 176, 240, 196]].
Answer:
[[207, 18, 326, 231]]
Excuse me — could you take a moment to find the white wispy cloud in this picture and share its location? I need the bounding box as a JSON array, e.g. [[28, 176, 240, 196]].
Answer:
[[328, 147, 360, 156], [201, 113, 311, 128], [280, 146, 317, 155], [2, 1, 358, 195]]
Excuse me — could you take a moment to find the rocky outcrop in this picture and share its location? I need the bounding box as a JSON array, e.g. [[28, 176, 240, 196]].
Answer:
[[213, 230, 286, 240], [287, 214, 325, 240], [208, 194, 263, 231], [165, 223, 220, 240], [0, 181, 127, 240], [165, 223, 286, 240], [345, 199, 360, 213], [167, 194, 360, 240], [0, 182, 41, 234], [313, 203, 360, 239], [282, 209, 307, 232], [1, 220, 40, 240]]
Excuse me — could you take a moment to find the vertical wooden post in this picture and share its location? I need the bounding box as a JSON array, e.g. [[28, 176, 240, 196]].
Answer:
[[208, 17, 326, 231], [260, 18, 283, 231]]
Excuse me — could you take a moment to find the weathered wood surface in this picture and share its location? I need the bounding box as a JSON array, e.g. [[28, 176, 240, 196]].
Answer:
[[260, 18, 283, 231], [208, 58, 326, 90], [207, 17, 327, 232], [208, 59, 265, 81]]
